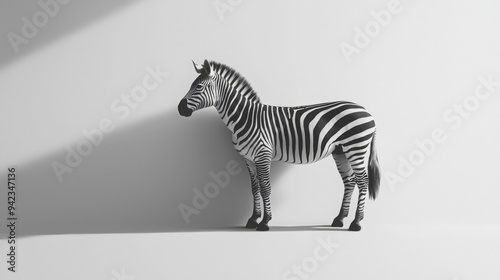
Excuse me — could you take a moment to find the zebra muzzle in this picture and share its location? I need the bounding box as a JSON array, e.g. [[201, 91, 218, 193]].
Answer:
[[178, 99, 193, 117]]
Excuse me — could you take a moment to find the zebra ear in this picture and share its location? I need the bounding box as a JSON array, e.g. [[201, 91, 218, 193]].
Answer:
[[192, 60, 204, 74], [203, 59, 213, 76]]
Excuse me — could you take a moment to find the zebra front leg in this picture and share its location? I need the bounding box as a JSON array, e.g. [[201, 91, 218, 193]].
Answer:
[[349, 171, 369, 231], [255, 156, 272, 231], [244, 160, 262, 229], [331, 153, 356, 228]]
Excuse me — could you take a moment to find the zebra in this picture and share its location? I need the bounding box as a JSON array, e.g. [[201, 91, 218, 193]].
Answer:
[[178, 59, 380, 231]]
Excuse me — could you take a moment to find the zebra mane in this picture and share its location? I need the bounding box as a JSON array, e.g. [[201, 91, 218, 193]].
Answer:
[[210, 61, 261, 103]]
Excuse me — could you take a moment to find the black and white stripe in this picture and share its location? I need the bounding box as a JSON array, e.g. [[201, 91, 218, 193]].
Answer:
[[179, 60, 380, 231]]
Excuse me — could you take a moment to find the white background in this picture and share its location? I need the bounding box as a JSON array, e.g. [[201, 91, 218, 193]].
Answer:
[[0, 0, 499, 279]]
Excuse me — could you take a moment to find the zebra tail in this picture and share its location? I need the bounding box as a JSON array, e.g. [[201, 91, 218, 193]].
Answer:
[[368, 132, 381, 200]]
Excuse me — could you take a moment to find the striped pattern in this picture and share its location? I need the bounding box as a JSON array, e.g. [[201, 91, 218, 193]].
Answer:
[[179, 60, 380, 231]]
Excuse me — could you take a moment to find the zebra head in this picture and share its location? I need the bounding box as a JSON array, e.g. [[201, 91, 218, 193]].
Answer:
[[178, 59, 218, 117]]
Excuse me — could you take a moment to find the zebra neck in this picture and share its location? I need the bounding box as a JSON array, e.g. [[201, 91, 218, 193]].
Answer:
[[216, 94, 264, 134]]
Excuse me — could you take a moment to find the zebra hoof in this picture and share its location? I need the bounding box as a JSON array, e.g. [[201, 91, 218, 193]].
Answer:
[[331, 218, 344, 227], [256, 223, 269, 231], [245, 219, 259, 229], [348, 221, 361, 231]]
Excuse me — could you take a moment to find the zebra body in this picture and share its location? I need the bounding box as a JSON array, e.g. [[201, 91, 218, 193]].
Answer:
[[225, 102, 375, 165], [179, 60, 380, 231]]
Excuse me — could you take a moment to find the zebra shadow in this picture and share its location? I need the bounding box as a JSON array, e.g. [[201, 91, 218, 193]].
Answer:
[[6, 110, 289, 237], [205, 226, 351, 232]]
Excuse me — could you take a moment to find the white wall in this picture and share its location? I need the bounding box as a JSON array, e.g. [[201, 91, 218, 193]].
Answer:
[[1, 0, 499, 236]]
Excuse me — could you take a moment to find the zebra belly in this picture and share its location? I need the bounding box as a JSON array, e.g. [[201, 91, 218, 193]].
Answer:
[[271, 141, 339, 164]]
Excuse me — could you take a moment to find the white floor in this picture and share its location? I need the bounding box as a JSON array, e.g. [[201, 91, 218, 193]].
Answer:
[[1, 224, 498, 280]]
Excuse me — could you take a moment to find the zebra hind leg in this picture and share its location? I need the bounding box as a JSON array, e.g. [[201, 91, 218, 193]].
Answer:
[[331, 152, 356, 228], [244, 160, 262, 229], [348, 169, 369, 231]]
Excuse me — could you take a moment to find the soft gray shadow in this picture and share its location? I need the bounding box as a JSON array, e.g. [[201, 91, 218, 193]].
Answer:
[[0, 0, 137, 70], [211, 226, 351, 232], [2, 110, 289, 237], [266, 226, 350, 232]]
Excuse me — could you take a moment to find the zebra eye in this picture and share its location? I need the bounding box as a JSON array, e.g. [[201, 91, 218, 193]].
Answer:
[[196, 85, 203, 90]]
